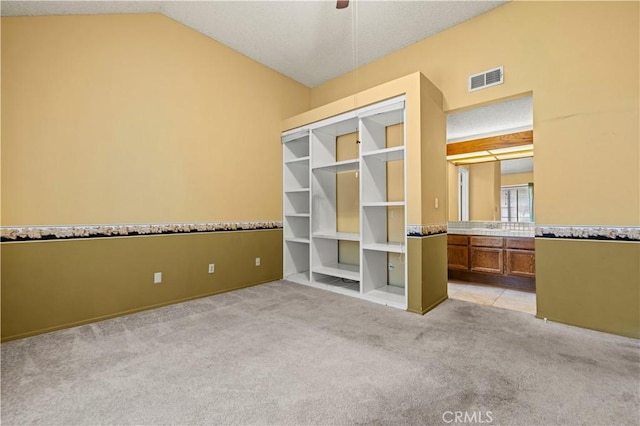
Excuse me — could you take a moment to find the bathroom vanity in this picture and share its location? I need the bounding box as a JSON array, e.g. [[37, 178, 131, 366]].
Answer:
[[447, 222, 535, 291]]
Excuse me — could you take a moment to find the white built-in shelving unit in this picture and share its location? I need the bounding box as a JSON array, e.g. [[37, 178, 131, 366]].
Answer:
[[282, 96, 407, 309], [283, 130, 311, 283]]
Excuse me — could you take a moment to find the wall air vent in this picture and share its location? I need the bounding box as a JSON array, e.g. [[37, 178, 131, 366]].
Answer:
[[468, 66, 504, 92]]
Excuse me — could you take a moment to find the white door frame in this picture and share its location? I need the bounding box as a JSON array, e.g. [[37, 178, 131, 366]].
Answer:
[[458, 166, 469, 221]]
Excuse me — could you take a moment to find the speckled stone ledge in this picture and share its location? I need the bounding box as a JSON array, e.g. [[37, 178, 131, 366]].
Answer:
[[407, 224, 448, 237], [0, 221, 283, 242], [535, 225, 640, 241]]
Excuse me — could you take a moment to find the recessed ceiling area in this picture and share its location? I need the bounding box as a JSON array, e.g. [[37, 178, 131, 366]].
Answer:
[[501, 157, 533, 175], [447, 95, 533, 143], [1, 0, 509, 87]]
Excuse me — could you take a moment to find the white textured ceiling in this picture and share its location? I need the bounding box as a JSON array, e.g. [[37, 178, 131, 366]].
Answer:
[[501, 157, 533, 175], [1, 0, 509, 87], [446, 95, 533, 142]]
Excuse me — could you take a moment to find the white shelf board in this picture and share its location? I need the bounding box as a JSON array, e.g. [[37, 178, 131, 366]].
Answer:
[[285, 213, 310, 218], [284, 188, 310, 194], [362, 242, 405, 253], [313, 232, 360, 241], [362, 146, 404, 162], [284, 156, 310, 165], [285, 237, 310, 244], [362, 201, 405, 207], [364, 285, 406, 308], [284, 187, 310, 193], [312, 159, 359, 173], [313, 263, 360, 281]]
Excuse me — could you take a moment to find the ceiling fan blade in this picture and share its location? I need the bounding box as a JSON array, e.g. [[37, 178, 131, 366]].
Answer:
[[336, 0, 349, 9]]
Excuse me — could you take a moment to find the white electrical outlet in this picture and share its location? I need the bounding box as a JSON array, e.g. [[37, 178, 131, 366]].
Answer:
[[154, 272, 162, 284], [208, 264, 215, 274], [255, 257, 261, 267]]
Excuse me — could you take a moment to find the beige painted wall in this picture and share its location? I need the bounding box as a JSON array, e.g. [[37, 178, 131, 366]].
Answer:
[[468, 162, 500, 221], [501, 172, 534, 187], [1, 14, 310, 226], [311, 1, 639, 227]]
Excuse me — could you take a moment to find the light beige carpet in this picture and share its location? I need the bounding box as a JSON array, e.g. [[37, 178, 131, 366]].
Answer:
[[2, 280, 638, 425]]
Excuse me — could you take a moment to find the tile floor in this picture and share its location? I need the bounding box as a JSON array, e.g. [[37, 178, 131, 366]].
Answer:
[[448, 281, 536, 315]]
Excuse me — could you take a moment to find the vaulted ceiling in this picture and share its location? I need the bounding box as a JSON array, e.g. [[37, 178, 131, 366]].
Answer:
[[1, 0, 509, 87]]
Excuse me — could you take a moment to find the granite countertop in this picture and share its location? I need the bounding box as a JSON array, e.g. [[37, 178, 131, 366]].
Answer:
[[448, 221, 535, 238]]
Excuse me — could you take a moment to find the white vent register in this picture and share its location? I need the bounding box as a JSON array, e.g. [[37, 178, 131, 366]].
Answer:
[[468, 66, 504, 92]]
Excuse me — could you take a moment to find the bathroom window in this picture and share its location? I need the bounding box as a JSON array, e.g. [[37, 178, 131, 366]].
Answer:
[[501, 184, 533, 222]]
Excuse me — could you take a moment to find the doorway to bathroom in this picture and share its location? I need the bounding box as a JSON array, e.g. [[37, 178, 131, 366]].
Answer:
[[445, 94, 536, 315]]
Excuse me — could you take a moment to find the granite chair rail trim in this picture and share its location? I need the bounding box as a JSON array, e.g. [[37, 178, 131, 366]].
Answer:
[[3, 223, 637, 242], [407, 224, 448, 237], [0, 221, 283, 242], [2, 222, 450, 242], [535, 225, 640, 242]]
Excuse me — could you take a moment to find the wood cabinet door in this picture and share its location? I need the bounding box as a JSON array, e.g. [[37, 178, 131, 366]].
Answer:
[[505, 249, 536, 277], [470, 247, 503, 273], [448, 245, 469, 270]]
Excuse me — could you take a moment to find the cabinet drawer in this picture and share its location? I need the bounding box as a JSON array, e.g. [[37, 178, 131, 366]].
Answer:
[[447, 245, 469, 270], [448, 235, 469, 246], [470, 236, 503, 248], [505, 249, 536, 277], [470, 247, 503, 274], [505, 237, 535, 250]]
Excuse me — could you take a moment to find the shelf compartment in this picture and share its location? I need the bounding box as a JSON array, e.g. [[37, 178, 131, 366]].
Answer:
[[312, 237, 360, 282], [362, 249, 405, 296], [312, 168, 360, 238], [284, 161, 310, 192], [360, 107, 404, 153], [361, 146, 404, 162], [284, 215, 309, 240], [313, 264, 360, 281], [311, 115, 359, 168], [285, 190, 310, 215], [283, 131, 310, 162], [362, 205, 405, 246], [284, 239, 310, 281], [361, 154, 404, 204], [312, 232, 359, 241]]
